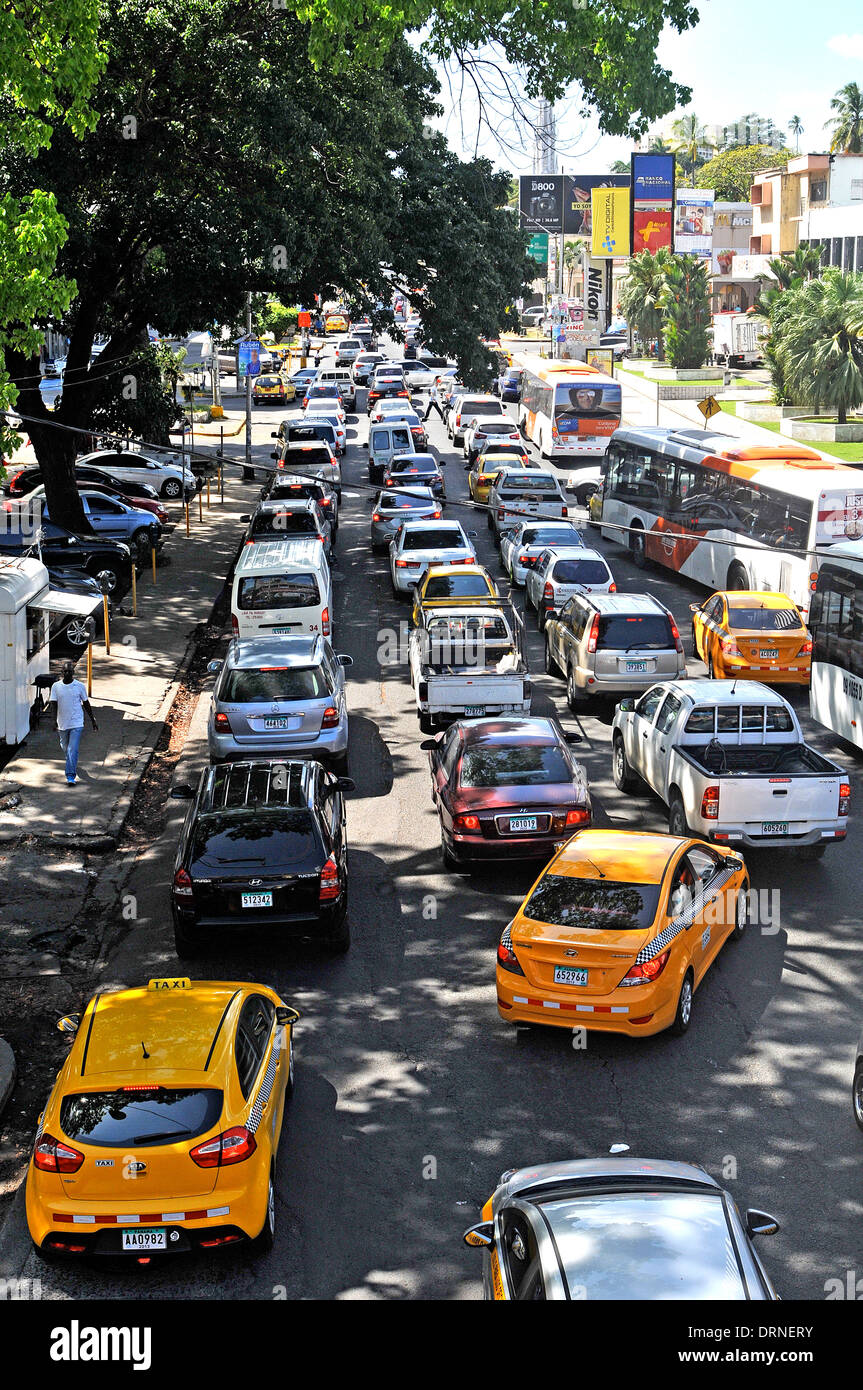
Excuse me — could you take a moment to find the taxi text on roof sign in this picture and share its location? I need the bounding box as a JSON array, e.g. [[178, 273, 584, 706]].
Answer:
[[148, 977, 192, 991]]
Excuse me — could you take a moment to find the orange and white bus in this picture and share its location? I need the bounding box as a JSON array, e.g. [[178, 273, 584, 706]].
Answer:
[[600, 425, 863, 616], [510, 354, 621, 489]]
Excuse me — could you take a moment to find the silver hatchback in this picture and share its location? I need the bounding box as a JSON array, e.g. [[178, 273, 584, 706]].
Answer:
[[207, 636, 352, 770], [371, 486, 440, 552]]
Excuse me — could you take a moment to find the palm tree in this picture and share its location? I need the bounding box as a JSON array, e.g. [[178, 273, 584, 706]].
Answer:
[[618, 247, 675, 359], [659, 256, 711, 369], [777, 268, 863, 423], [788, 115, 803, 153], [826, 82, 863, 154], [753, 249, 823, 403], [609, 159, 629, 174], [670, 113, 713, 181]]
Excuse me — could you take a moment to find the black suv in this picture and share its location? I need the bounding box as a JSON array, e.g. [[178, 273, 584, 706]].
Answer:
[[262, 471, 339, 537], [0, 520, 133, 597], [170, 759, 352, 956]]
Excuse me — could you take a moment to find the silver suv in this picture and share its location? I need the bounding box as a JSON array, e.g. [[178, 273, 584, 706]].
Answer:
[[207, 636, 353, 769], [544, 591, 685, 706]]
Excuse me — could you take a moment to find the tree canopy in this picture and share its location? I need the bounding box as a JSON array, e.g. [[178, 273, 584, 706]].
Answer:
[[694, 144, 792, 201]]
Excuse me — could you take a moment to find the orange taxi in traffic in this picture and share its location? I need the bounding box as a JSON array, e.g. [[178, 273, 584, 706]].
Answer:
[[690, 590, 811, 684]]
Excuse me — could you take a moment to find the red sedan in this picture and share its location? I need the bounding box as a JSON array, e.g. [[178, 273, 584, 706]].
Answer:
[[421, 717, 591, 869]]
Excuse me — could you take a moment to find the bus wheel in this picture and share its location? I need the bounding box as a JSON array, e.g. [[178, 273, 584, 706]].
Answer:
[[726, 562, 749, 591], [630, 526, 647, 568]]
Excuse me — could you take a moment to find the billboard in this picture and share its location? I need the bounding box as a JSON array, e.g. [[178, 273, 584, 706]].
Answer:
[[674, 189, 715, 257], [582, 250, 607, 336], [631, 152, 674, 255], [564, 174, 629, 235], [519, 175, 565, 233], [591, 187, 631, 258], [237, 337, 262, 379]]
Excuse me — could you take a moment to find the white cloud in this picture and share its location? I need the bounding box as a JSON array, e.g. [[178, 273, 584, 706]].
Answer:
[[826, 33, 863, 60]]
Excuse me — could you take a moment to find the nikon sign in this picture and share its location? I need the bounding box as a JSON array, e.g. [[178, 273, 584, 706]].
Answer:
[[582, 251, 606, 337]]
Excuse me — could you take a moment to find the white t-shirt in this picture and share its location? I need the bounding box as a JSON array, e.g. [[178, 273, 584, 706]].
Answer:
[[50, 678, 89, 731]]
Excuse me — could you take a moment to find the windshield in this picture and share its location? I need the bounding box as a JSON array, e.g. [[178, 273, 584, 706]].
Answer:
[[403, 529, 465, 551], [598, 614, 673, 650], [425, 575, 491, 599], [500, 475, 559, 495], [460, 745, 570, 788], [60, 1089, 223, 1148], [221, 667, 328, 702], [523, 875, 661, 930], [727, 606, 803, 632], [553, 559, 609, 584], [237, 574, 321, 610]]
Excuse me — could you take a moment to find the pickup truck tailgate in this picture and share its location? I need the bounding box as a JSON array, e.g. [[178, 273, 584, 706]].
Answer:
[[426, 673, 526, 708], [717, 774, 840, 828]]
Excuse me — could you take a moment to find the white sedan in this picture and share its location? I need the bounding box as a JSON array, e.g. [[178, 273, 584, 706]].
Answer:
[[500, 519, 586, 586], [389, 519, 478, 595], [463, 415, 522, 462], [303, 410, 347, 455], [76, 448, 195, 500], [405, 363, 456, 390]]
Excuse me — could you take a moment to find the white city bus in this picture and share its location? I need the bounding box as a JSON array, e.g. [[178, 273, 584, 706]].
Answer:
[[510, 353, 621, 494], [808, 537, 863, 748], [600, 426, 863, 615]]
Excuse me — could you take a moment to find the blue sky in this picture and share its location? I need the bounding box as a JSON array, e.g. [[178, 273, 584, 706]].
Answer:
[[435, 0, 863, 174]]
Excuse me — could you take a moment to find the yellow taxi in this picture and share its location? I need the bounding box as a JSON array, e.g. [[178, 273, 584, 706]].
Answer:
[[690, 589, 811, 684], [324, 311, 349, 335], [468, 454, 532, 504], [26, 978, 298, 1262], [252, 372, 295, 405], [410, 563, 500, 628], [496, 829, 748, 1039]]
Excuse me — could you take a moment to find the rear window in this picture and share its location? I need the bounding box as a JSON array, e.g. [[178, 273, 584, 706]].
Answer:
[[403, 529, 464, 551], [251, 511, 318, 537], [221, 667, 328, 702], [553, 559, 609, 584], [524, 875, 661, 930], [597, 614, 673, 650], [474, 421, 515, 435], [523, 527, 581, 546], [460, 746, 569, 788], [237, 574, 321, 610], [500, 474, 559, 495], [192, 811, 320, 871], [256, 376, 282, 388], [425, 575, 491, 600], [727, 606, 803, 631], [286, 429, 333, 447], [379, 494, 433, 511], [60, 1089, 223, 1148], [461, 398, 503, 415]]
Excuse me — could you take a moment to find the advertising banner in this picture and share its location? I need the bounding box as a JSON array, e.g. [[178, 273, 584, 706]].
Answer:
[[631, 153, 675, 206], [712, 248, 735, 276], [237, 338, 262, 379], [563, 174, 629, 235], [674, 189, 715, 257], [585, 347, 615, 376], [519, 174, 565, 233], [582, 249, 606, 336], [632, 207, 673, 254], [591, 187, 631, 258]]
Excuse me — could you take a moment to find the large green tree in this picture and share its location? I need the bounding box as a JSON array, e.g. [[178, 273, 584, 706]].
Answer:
[[694, 144, 792, 201], [827, 82, 863, 154], [776, 269, 863, 423]]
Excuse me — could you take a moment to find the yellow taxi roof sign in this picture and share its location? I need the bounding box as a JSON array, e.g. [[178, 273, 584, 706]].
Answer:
[[148, 977, 192, 992]]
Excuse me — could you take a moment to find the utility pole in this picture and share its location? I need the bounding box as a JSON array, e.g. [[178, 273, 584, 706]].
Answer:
[[242, 291, 254, 481], [211, 325, 221, 411]]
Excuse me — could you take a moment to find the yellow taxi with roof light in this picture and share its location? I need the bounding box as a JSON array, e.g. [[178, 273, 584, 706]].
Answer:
[[496, 828, 749, 1039], [690, 590, 811, 684], [468, 454, 531, 504], [26, 977, 298, 1262], [410, 563, 500, 628]]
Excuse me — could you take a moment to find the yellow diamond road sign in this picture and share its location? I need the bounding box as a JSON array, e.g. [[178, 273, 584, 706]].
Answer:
[[698, 395, 720, 421]]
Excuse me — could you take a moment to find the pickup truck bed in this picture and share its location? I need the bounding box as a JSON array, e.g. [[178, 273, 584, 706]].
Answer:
[[681, 743, 838, 777]]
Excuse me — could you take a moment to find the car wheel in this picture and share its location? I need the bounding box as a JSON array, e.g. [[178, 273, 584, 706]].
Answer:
[[670, 971, 694, 1036], [173, 917, 199, 959], [284, 1037, 295, 1100], [731, 886, 748, 940], [853, 1061, 863, 1132], [331, 751, 349, 776], [419, 713, 435, 735], [630, 525, 647, 568], [524, 583, 534, 611], [566, 666, 583, 712], [575, 481, 598, 507], [94, 566, 119, 595], [60, 617, 93, 650], [707, 655, 716, 679], [326, 909, 350, 954], [440, 830, 458, 871], [612, 735, 637, 792], [544, 638, 559, 676], [131, 528, 151, 559], [536, 605, 546, 632], [250, 1171, 276, 1255], [727, 562, 749, 591], [161, 478, 182, 499], [668, 795, 689, 838], [798, 843, 827, 861]]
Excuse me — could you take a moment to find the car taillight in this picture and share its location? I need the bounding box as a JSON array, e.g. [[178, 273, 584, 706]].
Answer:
[[801, 638, 813, 654], [190, 1126, 257, 1168], [173, 867, 193, 897], [453, 813, 480, 832], [701, 786, 720, 819], [319, 855, 341, 900], [670, 619, 683, 653], [321, 706, 339, 728], [621, 949, 670, 985], [231, 614, 239, 636], [395, 558, 409, 567], [565, 809, 589, 826], [543, 581, 554, 601], [214, 712, 230, 731], [561, 506, 568, 516], [322, 606, 330, 636], [372, 512, 381, 522], [609, 583, 617, 592], [587, 613, 600, 654], [431, 511, 441, 519], [839, 781, 851, 816], [497, 506, 505, 520], [518, 553, 530, 563], [34, 1133, 84, 1174], [496, 940, 525, 975], [720, 635, 740, 657]]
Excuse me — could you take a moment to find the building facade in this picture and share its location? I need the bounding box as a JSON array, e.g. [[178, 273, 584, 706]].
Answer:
[[750, 153, 863, 269]]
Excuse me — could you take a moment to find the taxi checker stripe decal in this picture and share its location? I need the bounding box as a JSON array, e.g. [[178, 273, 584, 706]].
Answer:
[[55, 1207, 230, 1224], [512, 996, 629, 1014], [633, 867, 736, 965], [246, 1033, 280, 1135]]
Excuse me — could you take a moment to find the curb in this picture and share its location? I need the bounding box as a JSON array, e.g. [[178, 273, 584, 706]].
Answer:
[[0, 1037, 16, 1119]]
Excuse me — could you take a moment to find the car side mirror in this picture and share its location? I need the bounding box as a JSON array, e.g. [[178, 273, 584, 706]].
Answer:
[[418, 737, 442, 752], [362, 441, 369, 448], [746, 1209, 780, 1238], [239, 514, 250, 522], [169, 783, 195, 799], [439, 460, 447, 467], [564, 731, 582, 744], [338, 654, 354, 667], [689, 603, 700, 613], [275, 1005, 300, 1027], [463, 1222, 494, 1249], [206, 660, 221, 674], [56, 1014, 80, 1034], [271, 451, 279, 461], [337, 776, 356, 792], [467, 530, 478, 539], [271, 432, 278, 439], [725, 854, 745, 873], [618, 697, 636, 712]]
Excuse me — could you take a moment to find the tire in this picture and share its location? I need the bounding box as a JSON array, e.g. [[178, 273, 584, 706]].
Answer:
[[94, 565, 120, 595], [630, 525, 647, 568], [331, 751, 349, 776], [566, 665, 583, 713], [524, 583, 534, 611], [707, 655, 716, 680], [853, 1060, 863, 1132], [161, 478, 182, 499], [544, 638, 559, 676], [59, 616, 93, 650], [250, 1171, 276, 1255], [727, 562, 749, 592], [419, 713, 435, 735], [440, 830, 458, 871], [284, 1036, 295, 1101], [326, 909, 350, 954], [131, 528, 152, 560], [730, 886, 748, 940], [173, 916, 199, 959], [536, 605, 546, 632], [668, 794, 689, 838], [670, 970, 694, 1036], [575, 481, 598, 507], [612, 734, 637, 792]]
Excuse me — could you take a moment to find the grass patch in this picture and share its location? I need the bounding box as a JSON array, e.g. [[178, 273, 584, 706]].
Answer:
[[719, 401, 863, 462]]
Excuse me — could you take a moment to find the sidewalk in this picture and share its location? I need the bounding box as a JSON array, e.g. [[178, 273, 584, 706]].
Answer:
[[0, 477, 251, 848]]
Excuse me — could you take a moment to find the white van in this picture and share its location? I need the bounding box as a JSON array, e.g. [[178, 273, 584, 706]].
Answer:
[[315, 366, 356, 410], [231, 538, 333, 640], [365, 421, 414, 485]]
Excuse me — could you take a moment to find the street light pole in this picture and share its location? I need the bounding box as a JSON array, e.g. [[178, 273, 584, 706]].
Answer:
[[243, 291, 254, 482]]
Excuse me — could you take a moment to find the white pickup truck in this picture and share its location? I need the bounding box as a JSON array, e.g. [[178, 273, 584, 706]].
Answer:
[[488, 468, 571, 544], [408, 604, 531, 734], [611, 678, 850, 859]]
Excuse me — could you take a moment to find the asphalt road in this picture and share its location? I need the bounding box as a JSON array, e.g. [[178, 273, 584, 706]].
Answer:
[[8, 346, 863, 1301]]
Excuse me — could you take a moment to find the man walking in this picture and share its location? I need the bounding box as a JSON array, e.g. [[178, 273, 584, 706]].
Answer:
[[49, 662, 99, 785]]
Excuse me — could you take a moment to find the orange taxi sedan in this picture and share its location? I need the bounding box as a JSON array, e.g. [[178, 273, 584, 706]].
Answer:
[[496, 829, 749, 1039], [690, 590, 811, 684]]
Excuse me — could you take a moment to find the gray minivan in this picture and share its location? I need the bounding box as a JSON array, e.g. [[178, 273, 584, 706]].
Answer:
[[364, 421, 414, 485], [544, 591, 686, 706]]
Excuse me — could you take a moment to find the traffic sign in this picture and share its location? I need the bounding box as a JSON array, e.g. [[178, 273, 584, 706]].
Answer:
[[698, 395, 720, 421], [527, 232, 548, 268]]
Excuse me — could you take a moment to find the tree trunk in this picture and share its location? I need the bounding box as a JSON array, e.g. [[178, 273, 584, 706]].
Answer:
[[838, 405, 847, 425], [5, 347, 90, 534]]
